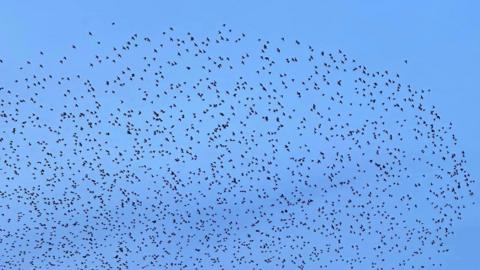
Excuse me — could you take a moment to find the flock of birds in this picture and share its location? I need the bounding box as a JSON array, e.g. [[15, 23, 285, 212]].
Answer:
[[0, 24, 475, 269]]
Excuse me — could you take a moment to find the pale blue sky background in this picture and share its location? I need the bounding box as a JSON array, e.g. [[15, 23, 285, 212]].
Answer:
[[0, 1, 479, 268]]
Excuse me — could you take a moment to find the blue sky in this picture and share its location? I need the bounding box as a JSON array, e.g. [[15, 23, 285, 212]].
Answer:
[[0, 0, 479, 268]]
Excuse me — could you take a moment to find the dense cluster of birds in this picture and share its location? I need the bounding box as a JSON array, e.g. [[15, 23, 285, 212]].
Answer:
[[0, 24, 475, 269]]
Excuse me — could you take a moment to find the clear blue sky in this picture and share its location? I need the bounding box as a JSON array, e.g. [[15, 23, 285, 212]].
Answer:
[[0, 0, 479, 269]]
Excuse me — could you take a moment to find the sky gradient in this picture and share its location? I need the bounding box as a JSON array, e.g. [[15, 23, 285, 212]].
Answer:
[[0, 1, 479, 269]]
